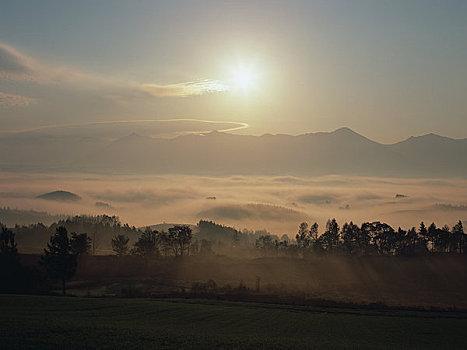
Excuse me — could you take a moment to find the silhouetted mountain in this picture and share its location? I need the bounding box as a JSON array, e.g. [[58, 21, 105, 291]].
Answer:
[[36, 191, 81, 201], [391, 133, 467, 176], [1, 128, 466, 177]]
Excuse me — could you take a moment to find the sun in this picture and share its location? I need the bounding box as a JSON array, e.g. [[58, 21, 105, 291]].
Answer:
[[231, 66, 256, 92]]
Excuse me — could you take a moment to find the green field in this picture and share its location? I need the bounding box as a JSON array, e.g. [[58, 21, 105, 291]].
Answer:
[[1, 295, 466, 349]]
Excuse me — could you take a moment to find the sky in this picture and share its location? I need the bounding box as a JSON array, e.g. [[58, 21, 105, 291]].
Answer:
[[1, 0, 466, 143]]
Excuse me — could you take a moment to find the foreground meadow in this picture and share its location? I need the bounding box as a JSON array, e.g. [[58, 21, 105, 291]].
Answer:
[[1, 295, 466, 349]]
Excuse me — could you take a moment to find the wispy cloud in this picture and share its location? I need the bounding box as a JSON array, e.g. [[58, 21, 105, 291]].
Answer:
[[0, 42, 109, 86], [1, 42, 230, 99], [0, 43, 36, 81], [140, 80, 230, 97], [0, 118, 249, 135], [0, 91, 36, 107]]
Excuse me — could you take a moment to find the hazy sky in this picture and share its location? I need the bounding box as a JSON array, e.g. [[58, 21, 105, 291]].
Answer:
[[1, 0, 466, 143]]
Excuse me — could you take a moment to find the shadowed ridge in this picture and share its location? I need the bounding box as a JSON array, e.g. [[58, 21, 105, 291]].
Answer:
[[172, 129, 236, 141], [297, 127, 379, 145], [260, 133, 294, 139], [332, 126, 360, 135], [328, 127, 380, 144], [389, 131, 467, 176], [3, 126, 467, 176], [394, 132, 467, 146], [398, 133, 450, 144], [111, 132, 153, 143]]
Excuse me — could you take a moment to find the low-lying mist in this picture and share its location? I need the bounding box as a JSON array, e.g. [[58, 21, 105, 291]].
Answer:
[[69, 254, 467, 309], [1, 173, 466, 236]]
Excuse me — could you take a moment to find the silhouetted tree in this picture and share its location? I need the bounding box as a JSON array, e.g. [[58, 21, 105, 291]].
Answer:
[[48, 215, 137, 254], [167, 225, 192, 256], [407, 227, 427, 255], [132, 228, 158, 257], [369, 222, 396, 255], [41, 226, 77, 295], [320, 218, 340, 253], [351, 223, 370, 255], [111, 234, 130, 256], [1, 223, 43, 294], [157, 231, 171, 256], [434, 225, 451, 253], [427, 222, 437, 252], [394, 227, 420, 256], [360, 222, 377, 255], [296, 222, 310, 249], [70, 233, 91, 257], [283, 218, 467, 256], [342, 221, 360, 254], [1, 224, 18, 259], [308, 222, 320, 252], [451, 221, 465, 254], [418, 222, 428, 251], [295, 222, 320, 255], [382, 223, 398, 255]]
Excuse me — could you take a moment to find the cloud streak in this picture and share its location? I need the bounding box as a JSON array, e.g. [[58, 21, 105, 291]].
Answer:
[[0, 43, 36, 81], [0, 118, 248, 135], [0, 42, 101, 84], [0, 91, 36, 107], [1, 42, 230, 99], [140, 80, 230, 97]]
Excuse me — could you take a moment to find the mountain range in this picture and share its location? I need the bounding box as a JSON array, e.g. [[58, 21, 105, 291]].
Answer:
[[1, 127, 466, 177]]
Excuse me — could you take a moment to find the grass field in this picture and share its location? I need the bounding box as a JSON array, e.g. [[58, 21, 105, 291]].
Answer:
[[1, 295, 467, 349]]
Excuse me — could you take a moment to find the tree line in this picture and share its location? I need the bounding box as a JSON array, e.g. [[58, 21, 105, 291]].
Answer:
[[0, 222, 196, 295], [255, 219, 466, 257], [111, 225, 193, 257], [1, 216, 466, 295]]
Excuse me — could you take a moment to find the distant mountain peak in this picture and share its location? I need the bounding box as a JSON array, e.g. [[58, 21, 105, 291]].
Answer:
[[112, 132, 153, 144], [330, 127, 370, 138], [401, 132, 456, 145], [313, 127, 377, 144], [37, 190, 81, 201], [334, 126, 355, 134], [421, 133, 450, 140]]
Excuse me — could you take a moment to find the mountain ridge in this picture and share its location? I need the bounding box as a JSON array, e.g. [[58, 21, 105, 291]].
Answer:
[[1, 127, 466, 177]]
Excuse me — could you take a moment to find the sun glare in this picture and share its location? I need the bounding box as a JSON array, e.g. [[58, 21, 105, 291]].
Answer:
[[232, 66, 256, 92]]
